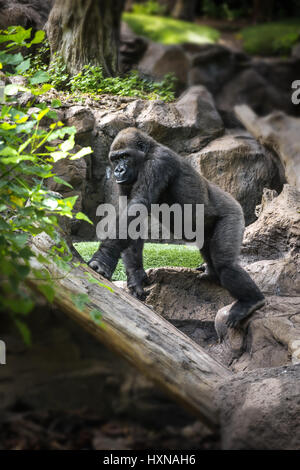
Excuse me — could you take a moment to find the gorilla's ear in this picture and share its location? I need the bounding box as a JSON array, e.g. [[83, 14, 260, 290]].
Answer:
[[135, 137, 151, 155]]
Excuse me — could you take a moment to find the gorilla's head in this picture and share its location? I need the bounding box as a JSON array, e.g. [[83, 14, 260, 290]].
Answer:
[[109, 128, 152, 186]]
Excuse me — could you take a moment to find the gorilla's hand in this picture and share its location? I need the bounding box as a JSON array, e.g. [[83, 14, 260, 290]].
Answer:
[[127, 268, 149, 301], [129, 284, 148, 301], [88, 251, 119, 280]]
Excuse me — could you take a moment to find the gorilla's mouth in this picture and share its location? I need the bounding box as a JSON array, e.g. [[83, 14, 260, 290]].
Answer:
[[115, 178, 129, 184]]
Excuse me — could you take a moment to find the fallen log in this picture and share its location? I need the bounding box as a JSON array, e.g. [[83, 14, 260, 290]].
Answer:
[[234, 105, 300, 190], [28, 233, 231, 430]]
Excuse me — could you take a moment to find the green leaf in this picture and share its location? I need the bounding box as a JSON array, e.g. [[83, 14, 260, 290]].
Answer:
[[36, 107, 49, 121], [71, 292, 90, 311], [90, 308, 102, 326], [29, 71, 50, 85], [51, 98, 62, 108], [15, 319, 32, 345], [16, 58, 30, 74], [37, 282, 55, 303], [0, 146, 18, 156], [75, 212, 93, 225], [31, 83, 53, 95], [53, 176, 73, 189], [84, 272, 114, 292], [60, 134, 75, 152], [70, 146, 93, 160], [50, 150, 68, 162], [47, 126, 76, 141], [4, 84, 19, 96], [30, 30, 45, 45]]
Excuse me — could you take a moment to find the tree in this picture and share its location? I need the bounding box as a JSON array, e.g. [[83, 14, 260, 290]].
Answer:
[[46, 0, 125, 77], [171, 0, 197, 21]]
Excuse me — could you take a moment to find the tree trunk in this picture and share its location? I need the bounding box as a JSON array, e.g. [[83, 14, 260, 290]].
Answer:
[[46, 0, 125, 76], [28, 232, 231, 430], [171, 0, 197, 21], [234, 105, 300, 191]]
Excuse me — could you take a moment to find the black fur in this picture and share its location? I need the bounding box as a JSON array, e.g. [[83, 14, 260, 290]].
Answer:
[[89, 128, 265, 328]]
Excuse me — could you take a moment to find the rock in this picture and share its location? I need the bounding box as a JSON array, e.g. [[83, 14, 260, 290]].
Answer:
[[216, 68, 294, 116], [241, 185, 300, 262], [190, 131, 285, 225], [217, 365, 300, 449], [214, 296, 300, 370], [292, 42, 300, 59], [188, 43, 248, 94], [119, 21, 148, 73], [245, 256, 300, 297], [136, 85, 224, 154], [213, 184, 300, 371], [234, 108, 300, 190], [64, 106, 95, 145], [137, 42, 190, 92], [0, 0, 53, 32], [145, 267, 233, 323]]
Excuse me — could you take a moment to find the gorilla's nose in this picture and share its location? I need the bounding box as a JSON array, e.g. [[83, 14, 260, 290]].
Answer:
[[115, 168, 126, 178]]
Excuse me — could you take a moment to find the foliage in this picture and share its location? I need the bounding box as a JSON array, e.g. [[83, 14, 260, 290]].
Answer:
[[202, 0, 250, 20], [240, 20, 300, 55], [123, 12, 220, 45], [75, 242, 203, 282], [0, 26, 105, 340], [26, 40, 176, 101], [69, 66, 176, 101], [132, 0, 166, 16]]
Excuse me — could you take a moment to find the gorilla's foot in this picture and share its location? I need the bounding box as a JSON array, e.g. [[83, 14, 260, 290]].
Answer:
[[88, 252, 119, 280], [88, 260, 111, 278], [196, 264, 220, 284], [226, 297, 265, 328]]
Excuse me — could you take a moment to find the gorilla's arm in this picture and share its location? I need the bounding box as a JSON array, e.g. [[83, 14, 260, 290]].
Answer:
[[89, 152, 176, 280]]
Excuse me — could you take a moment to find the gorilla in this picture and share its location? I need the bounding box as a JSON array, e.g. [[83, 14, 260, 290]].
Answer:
[[89, 128, 265, 328]]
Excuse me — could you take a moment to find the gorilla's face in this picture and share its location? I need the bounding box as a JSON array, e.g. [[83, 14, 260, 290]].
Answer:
[[110, 151, 138, 185]]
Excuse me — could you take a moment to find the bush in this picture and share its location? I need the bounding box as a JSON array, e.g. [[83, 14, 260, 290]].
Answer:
[[241, 21, 300, 56], [27, 40, 176, 101], [0, 26, 94, 340], [132, 0, 166, 16]]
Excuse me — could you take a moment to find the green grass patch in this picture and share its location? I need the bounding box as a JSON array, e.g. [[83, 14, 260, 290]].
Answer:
[[74, 242, 202, 281], [240, 20, 300, 56], [123, 13, 220, 45]]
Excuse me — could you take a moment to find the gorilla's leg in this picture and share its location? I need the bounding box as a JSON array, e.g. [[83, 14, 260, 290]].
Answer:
[[198, 244, 220, 283], [210, 214, 265, 328], [121, 239, 149, 300]]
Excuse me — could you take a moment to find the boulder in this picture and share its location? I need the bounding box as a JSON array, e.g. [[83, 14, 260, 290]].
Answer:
[[145, 267, 233, 323], [216, 68, 295, 116], [64, 106, 95, 146], [217, 365, 300, 449], [135, 86, 224, 154], [137, 42, 190, 92], [188, 43, 248, 94], [214, 185, 300, 370], [0, 0, 53, 31], [292, 42, 300, 59], [189, 131, 285, 225], [241, 185, 300, 262], [119, 21, 148, 74]]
